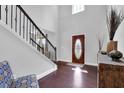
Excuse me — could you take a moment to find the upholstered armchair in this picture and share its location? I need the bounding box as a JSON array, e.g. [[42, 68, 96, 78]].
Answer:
[[0, 61, 39, 88]]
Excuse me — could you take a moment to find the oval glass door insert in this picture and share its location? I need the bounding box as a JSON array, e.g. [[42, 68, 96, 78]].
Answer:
[[75, 39, 82, 59]]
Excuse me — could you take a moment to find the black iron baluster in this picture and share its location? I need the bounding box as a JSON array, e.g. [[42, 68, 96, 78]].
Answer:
[[23, 14, 25, 38], [0, 5, 1, 20], [34, 27, 35, 43], [15, 6, 17, 32], [11, 5, 13, 29], [30, 23, 32, 44], [29, 22, 31, 44], [34, 27, 36, 42], [5, 5, 8, 24], [19, 10, 21, 36], [26, 18, 28, 41], [32, 25, 34, 46], [35, 27, 37, 47], [55, 47, 57, 61], [45, 34, 48, 57]]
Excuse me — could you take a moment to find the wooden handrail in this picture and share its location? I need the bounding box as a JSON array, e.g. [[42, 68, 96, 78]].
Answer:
[[17, 5, 56, 50]]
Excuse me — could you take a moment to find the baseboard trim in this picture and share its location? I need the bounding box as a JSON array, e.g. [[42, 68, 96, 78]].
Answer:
[[58, 60, 71, 63], [58, 60, 98, 67], [85, 63, 98, 66], [37, 66, 57, 80]]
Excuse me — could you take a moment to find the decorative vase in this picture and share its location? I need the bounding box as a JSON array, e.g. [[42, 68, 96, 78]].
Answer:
[[107, 40, 118, 53], [108, 50, 123, 61]]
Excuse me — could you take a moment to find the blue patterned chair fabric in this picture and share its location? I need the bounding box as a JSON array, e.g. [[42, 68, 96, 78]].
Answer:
[[0, 61, 39, 88]]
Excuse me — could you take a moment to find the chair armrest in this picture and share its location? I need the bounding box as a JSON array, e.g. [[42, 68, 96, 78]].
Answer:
[[14, 74, 39, 88]]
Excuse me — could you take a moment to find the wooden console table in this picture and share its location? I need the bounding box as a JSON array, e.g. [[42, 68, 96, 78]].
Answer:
[[98, 54, 124, 88]]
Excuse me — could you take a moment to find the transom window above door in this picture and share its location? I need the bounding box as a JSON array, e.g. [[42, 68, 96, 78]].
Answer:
[[72, 5, 85, 14]]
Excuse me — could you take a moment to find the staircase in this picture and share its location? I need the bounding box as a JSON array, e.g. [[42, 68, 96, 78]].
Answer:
[[0, 5, 57, 79], [0, 5, 56, 61]]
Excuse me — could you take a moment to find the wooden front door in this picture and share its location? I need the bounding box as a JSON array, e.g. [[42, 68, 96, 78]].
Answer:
[[72, 35, 85, 64]]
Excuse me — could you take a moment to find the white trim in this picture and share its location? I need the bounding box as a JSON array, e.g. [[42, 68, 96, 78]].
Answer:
[[58, 59, 98, 66], [13, 66, 57, 79], [37, 65, 57, 80], [58, 59, 72, 63], [85, 62, 98, 66]]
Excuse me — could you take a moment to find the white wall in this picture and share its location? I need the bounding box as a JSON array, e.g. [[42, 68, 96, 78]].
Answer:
[[22, 5, 59, 32], [114, 6, 124, 55], [57, 5, 107, 66], [115, 20, 124, 54], [0, 21, 57, 79]]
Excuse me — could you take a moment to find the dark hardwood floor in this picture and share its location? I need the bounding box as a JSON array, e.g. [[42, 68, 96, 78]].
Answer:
[[38, 62, 97, 88]]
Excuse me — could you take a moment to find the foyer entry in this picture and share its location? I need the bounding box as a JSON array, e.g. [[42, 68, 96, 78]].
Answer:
[[72, 35, 85, 64]]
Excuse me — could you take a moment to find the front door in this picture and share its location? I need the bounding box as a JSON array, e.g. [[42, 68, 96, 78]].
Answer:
[[72, 35, 85, 64]]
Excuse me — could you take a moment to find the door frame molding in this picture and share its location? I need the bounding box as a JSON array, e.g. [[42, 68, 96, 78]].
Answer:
[[72, 34, 85, 64]]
